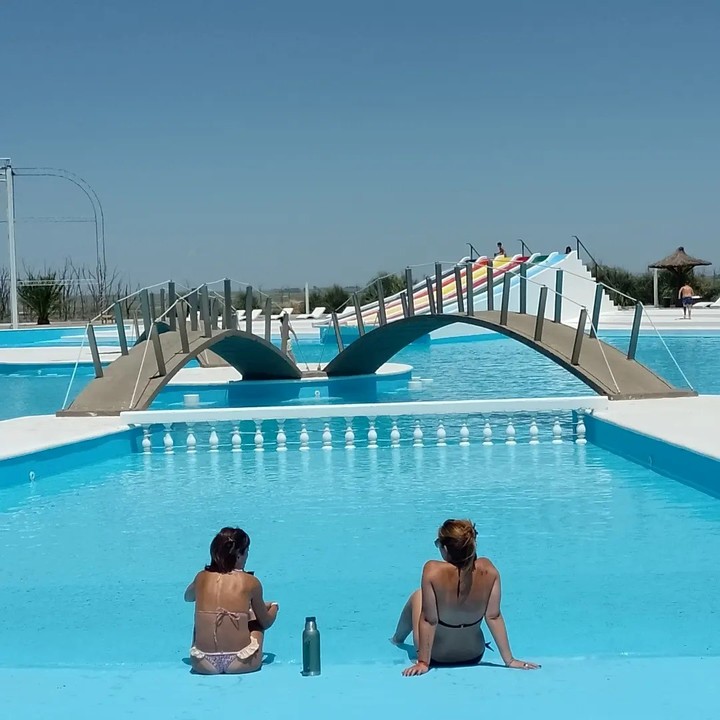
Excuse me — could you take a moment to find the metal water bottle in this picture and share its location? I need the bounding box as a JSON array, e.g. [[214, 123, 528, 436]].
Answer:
[[302, 616, 321, 676]]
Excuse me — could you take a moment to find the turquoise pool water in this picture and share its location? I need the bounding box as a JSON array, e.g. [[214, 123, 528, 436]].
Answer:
[[1, 332, 719, 420], [1, 442, 719, 669]]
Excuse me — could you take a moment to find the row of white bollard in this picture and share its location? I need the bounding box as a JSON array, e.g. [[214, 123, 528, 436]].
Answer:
[[141, 414, 587, 453]]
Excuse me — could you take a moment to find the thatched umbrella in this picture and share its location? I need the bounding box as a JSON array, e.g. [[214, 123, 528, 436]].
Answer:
[[649, 247, 711, 304], [648, 246, 711, 272]]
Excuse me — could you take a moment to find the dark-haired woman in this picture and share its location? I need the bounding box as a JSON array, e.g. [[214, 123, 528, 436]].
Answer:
[[184, 527, 279, 674], [392, 519, 538, 676]]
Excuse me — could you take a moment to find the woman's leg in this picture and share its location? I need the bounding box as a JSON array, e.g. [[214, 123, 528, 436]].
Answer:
[[391, 589, 422, 645]]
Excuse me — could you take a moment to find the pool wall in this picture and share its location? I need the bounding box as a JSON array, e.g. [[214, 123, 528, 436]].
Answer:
[[0, 428, 137, 488], [585, 414, 720, 498]]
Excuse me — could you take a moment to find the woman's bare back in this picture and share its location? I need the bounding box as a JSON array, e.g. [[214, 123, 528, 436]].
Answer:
[[193, 571, 255, 653], [430, 557, 497, 626]]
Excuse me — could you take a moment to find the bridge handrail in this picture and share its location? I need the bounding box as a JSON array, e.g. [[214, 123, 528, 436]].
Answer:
[[520, 273, 621, 394]]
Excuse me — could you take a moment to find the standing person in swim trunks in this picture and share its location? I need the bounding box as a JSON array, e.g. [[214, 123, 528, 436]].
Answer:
[[391, 519, 539, 676], [184, 527, 279, 674], [679, 283, 695, 319]]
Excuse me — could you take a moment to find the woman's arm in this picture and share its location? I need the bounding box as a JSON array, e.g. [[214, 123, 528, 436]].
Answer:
[[484, 571, 540, 670], [184, 574, 198, 602], [249, 578, 279, 630], [402, 563, 438, 677]]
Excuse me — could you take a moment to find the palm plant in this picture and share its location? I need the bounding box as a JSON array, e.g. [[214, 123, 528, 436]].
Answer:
[[18, 271, 64, 324]]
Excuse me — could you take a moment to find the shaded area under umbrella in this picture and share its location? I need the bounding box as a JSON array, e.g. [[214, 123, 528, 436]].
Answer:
[[648, 247, 712, 305]]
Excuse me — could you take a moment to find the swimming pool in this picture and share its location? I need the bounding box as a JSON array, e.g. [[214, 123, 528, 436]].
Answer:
[[2, 330, 720, 719], [1, 441, 719, 671]]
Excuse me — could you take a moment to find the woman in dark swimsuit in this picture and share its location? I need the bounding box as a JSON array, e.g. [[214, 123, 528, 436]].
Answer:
[[392, 519, 539, 676]]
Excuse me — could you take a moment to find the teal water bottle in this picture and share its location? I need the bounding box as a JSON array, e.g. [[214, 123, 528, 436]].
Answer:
[[302, 616, 321, 676]]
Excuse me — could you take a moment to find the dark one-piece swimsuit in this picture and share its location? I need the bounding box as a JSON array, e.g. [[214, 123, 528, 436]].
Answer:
[[433, 616, 491, 666]]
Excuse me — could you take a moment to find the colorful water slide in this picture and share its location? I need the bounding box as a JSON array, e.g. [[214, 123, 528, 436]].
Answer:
[[342, 252, 570, 326]]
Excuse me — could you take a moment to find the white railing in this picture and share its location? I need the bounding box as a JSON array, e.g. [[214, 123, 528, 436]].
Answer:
[[121, 396, 604, 453]]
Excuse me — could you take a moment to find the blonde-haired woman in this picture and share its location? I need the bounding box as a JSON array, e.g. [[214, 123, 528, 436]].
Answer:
[[392, 519, 539, 676]]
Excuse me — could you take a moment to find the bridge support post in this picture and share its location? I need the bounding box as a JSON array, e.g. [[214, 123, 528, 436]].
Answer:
[[114, 302, 128, 356], [454, 266, 464, 314], [405, 268, 415, 316], [331, 311, 345, 352], [627, 303, 643, 360], [210, 297, 219, 330], [375, 279, 387, 325], [554, 270, 563, 323], [224, 279, 235, 331], [534, 286, 548, 341], [435, 262, 443, 314], [589, 284, 603, 339], [400, 290, 409, 318], [149, 292, 158, 324], [486, 260, 494, 311], [352, 293, 365, 335], [189, 290, 199, 331], [177, 301, 190, 353], [465, 261, 474, 315], [519, 263, 527, 314], [140, 289, 152, 336], [571, 309, 587, 365], [199, 285, 212, 338], [86, 323, 104, 378], [245, 286, 254, 334], [500, 271, 511, 325], [168, 282, 177, 331], [425, 276, 436, 314], [150, 323, 167, 376], [264, 297, 272, 342], [159, 288, 167, 318]]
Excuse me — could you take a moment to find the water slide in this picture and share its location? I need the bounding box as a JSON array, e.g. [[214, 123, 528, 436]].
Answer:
[[327, 251, 616, 343]]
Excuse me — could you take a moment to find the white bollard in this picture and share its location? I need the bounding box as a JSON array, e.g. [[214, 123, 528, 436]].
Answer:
[[142, 425, 152, 454], [254, 422, 264, 452], [552, 417, 563, 444], [390, 420, 401, 448], [231, 425, 242, 452], [505, 421, 516, 446], [322, 423, 333, 450], [459, 421, 470, 447], [345, 420, 355, 449], [482, 422, 493, 446], [276, 422, 287, 452], [368, 419, 378, 449], [186, 424, 197, 453], [299, 423, 310, 451], [163, 424, 174, 454], [209, 426, 219, 452], [529, 419, 539, 445], [436, 420, 447, 447], [575, 412, 587, 445], [413, 420, 424, 447]]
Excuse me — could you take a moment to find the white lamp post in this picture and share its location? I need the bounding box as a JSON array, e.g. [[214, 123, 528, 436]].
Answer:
[[1, 158, 19, 328]]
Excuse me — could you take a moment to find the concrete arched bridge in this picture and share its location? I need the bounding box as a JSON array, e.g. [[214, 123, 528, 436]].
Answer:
[[59, 273, 694, 416]]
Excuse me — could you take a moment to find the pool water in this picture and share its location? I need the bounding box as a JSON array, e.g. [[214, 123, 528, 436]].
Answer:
[[2, 332, 720, 420], [1, 442, 719, 669]]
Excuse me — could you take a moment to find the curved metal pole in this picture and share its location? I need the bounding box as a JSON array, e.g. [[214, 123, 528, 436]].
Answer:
[[14, 167, 107, 304]]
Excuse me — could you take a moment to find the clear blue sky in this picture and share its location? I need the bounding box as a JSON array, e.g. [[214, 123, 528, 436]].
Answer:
[[1, 0, 718, 288]]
